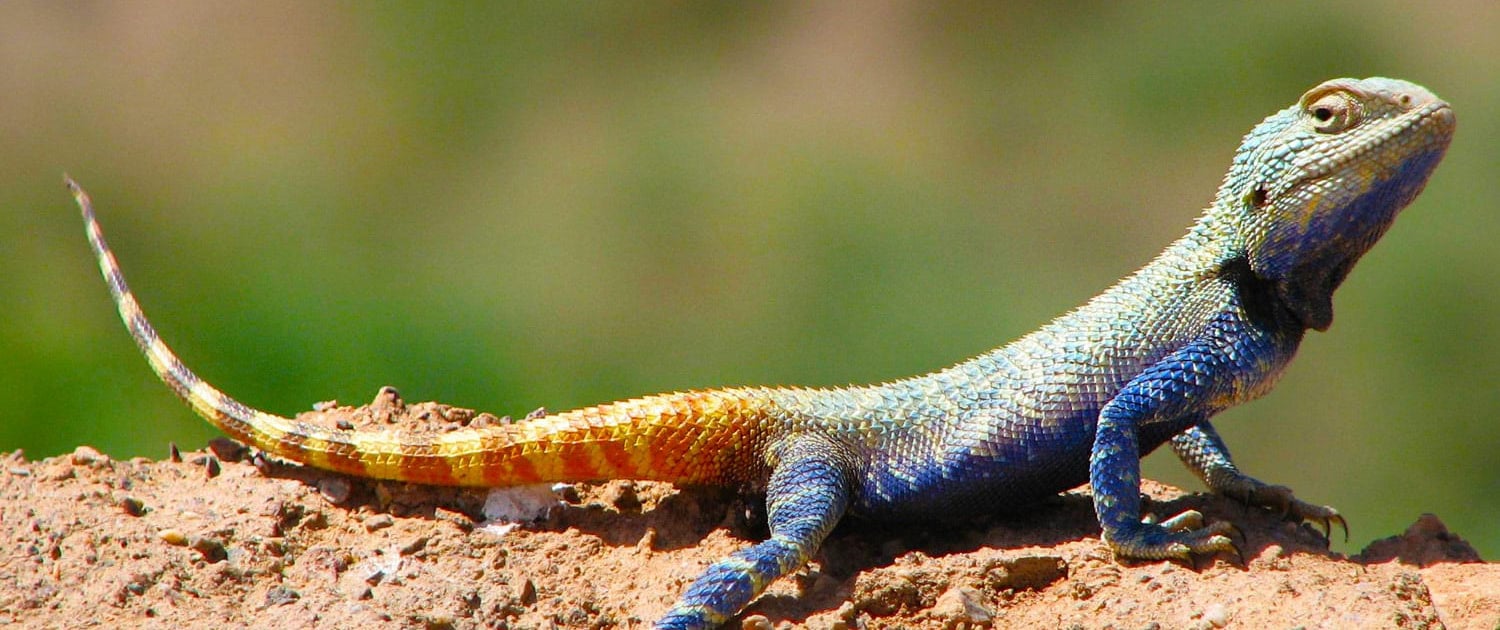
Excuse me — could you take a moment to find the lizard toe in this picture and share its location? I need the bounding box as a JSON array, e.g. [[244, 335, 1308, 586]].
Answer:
[[1107, 513, 1238, 562], [1230, 482, 1347, 542]]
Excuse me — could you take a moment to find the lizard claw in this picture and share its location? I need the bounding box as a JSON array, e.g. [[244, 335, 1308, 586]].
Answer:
[[1223, 520, 1245, 548], [1325, 512, 1350, 543], [1233, 482, 1348, 544], [1107, 511, 1238, 562]]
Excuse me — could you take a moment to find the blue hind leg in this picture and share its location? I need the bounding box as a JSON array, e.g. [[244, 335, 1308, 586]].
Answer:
[[655, 438, 853, 629]]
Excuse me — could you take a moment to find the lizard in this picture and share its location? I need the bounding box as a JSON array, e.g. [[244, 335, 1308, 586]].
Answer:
[[70, 76, 1454, 629]]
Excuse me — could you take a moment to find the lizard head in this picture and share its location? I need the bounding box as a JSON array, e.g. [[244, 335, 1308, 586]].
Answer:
[[1213, 77, 1455, 331]]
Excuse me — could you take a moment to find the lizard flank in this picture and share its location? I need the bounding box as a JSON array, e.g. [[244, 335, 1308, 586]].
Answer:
[[71, 77, 1454, 628]]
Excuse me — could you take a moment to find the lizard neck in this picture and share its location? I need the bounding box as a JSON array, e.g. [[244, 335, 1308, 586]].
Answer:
[[1048, 212, 1245, 342], [766, 209, 1297, 436], [950, 210, 1286, 395]]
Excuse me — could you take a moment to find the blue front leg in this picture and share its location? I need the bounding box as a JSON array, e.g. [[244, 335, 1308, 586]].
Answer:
[[1090, 341, 1243, 560]]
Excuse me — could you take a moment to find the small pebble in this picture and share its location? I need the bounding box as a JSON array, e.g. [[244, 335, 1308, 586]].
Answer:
[[313, 400, 339, 412], [265, 585, 300, 606], [251, 452, 272, 475], [740, 615, 773, 630], [206, 437, 247, 463], [635, 528, 657, 553], [119, 497, 146, 517], [524, 407, 548, 420], [609, 480, 641, 511], [336, 419, 355, 431], [319, 477, 353, 504], [71, 446, 103, 465], [434, 507, 474, 532], [191, 536, 228, 563], [374, 386, 402, 404], [932, 586, 993, 626], [364, 514, 395, 532], [158, 529, 188, 546], [168, 443, 182, 462], [421, 613, 456, 630], [399, 536, 429, 556], [517, 578, 537, 606], [300, 507, 327, 531], [1203, 603, 1228, 627], [835, 601, 858, 621], [203, 456, 221, 479]]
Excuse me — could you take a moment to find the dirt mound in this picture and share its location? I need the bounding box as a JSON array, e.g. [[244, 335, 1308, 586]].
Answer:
[[3, 392, 1496, 628]]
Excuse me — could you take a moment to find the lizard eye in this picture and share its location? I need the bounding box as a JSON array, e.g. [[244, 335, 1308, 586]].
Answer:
[[1306, 92, 1360, 134]]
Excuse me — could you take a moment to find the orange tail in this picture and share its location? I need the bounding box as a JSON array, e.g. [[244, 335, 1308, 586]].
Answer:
[[71, 177, 778, 487]]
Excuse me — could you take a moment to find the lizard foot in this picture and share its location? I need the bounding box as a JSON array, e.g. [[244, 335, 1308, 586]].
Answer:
[[1227, 482, 1348, 543], [1106, 511, 1238, 561]]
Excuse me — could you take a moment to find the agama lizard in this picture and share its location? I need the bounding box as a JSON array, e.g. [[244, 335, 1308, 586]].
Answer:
[[71, 76, 1454, 628]]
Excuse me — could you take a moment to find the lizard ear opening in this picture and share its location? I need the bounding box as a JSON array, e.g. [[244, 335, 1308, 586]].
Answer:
[[1244, 186, 1269, 210]]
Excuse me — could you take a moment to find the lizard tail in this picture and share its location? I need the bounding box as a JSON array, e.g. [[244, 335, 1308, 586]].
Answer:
[[70, 177, 776, 487]]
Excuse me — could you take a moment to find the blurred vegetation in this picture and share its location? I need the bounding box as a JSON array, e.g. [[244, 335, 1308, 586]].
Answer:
[[3, 3, 1497, 557]]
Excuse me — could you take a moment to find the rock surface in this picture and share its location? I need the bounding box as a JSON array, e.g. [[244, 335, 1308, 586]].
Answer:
[[2, 396, 1496, 628]]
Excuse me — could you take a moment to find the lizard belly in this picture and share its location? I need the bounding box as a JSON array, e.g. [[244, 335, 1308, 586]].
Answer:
[[848, 406, 1195, 521], [850, 408, 1101, 520]]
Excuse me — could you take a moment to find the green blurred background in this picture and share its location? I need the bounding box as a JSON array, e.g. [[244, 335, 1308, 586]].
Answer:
[[3, 3, 1497, 557]]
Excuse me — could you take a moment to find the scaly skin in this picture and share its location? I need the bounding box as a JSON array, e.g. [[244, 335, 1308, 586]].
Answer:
[[72, 77, 1454, 629]]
